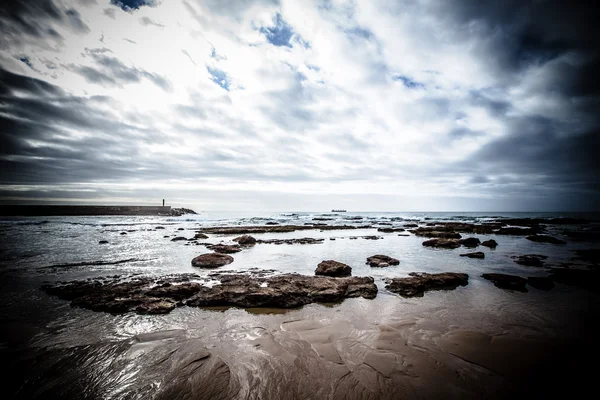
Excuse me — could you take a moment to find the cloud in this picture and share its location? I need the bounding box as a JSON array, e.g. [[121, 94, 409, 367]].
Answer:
[[0, 0, 598, 211]]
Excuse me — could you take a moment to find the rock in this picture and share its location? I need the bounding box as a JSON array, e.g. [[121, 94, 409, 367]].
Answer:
[[99, 240, 109, 244], [526, 235, 566, 244], [377, 227, 405, 233], [315, 260, 352, 277], [191, 253, 234, 268], [206, 244, 242, 254], [265, 222, 279, 225], [412, 229, 462, 239], [169, 207, 197, 216], [495, 227, 541, 236], [120, 232, 127, 235], [366, 255, 400, 267], [232, 235, 256, 246], [513, 254, 548, 267], [527, 277, 554, 291], [460, 252, 485, 259], [458, 237, 480, 247], [255, 238, 324, 245], [42, 273, 379, 314], [385, 272, 469, 297], [482, 273, 527, 292], [194, 233, 209, 239], [361, 235, 381, 240], [313, 217, 333, 221], [171, 236, 188, 242], [422, 238, 461, 249], [330, 238, 336, 240], [177, 228, 185, 231], [163, 235, 170, 238], [155, 226, 165, 229], [481, 239, 498, 248], [403, 223, 419, 228]]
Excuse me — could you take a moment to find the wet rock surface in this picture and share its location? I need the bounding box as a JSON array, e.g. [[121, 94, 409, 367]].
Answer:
[[192, 253, 234, 268], [513, 254, 548, 267], [422, 238, 461, 249], [41, 272, 378, 313], [460, 252, 485, 259], [232, 235, 256, 246], [385, 272, 469, 297], [315, 260, 352, 277], [377, 227, 405, 233], [526, 235, 566, 244], [458, 237, 481, 247], [171, 236, 188, 241], [482, 273, 528, 292], [366, 254, 400, 267], [206, 244, 242, 253], [481, 239, 498, 248]]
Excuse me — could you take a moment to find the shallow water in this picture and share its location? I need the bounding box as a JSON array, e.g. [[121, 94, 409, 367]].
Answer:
[[1, 211, 599, 398]]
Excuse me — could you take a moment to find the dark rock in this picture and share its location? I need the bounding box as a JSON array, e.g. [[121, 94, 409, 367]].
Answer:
[[171, 236, 188, 242], [361, 235, 381, 240], [313, 217, 333, 221], [458, 237, 480, 247], [194, 233, 209, 239], [191, 253, 234, 268], [495, 227, 541, 236], [206, 244, 242, 254], [120, 232, 127, 235], [99, 240, 109, 244], [481, 239, 498, 248], [403, 223, 419, 228], [163, 235, 170, 238], [482, 273, 527, 292], [377, 227, 405, 233], [385, 272, 469, 297], [155, 226, 165, 229], [526, 235, 566, 244], [265, 222, 279, 225], [366, 255, 399, 267], [315, 260, 352, 277], [412, 228, 462, 239], [135, 300, 177, 314], [169, 207, 197, 216], [513, 254, 548, 267], [177, 228, 185, 231], [255, 238, 324, 245], [460, 252, 485, 259], [232, 235, 256, 246], [330, 238, 336, 240], [422, 238, 461, 249], [527, 277, 554, 291]]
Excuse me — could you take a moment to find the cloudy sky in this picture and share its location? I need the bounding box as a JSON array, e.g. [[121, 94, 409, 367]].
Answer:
[[0, 0, 598, 212]]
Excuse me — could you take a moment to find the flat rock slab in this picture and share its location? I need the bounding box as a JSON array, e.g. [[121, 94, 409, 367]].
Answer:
[[192, 253, 234, 268], [458, 237, 481, 247], [513, 254, 548, 267], [366, 255, 400, 267], [315, 260, 352, 277], [422, 238, 461, 249], [526, 235, 566, 244], [482, 273, 527, 292], [385, 272, 469, 297], [460, 252, 485, 259], [206, 244, 242, 253], [41, 273, 378, 314]]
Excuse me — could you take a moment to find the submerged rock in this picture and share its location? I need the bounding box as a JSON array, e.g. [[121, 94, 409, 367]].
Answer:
[[481, 239, 498, 248], [99, 240, 109, 244], [526, 235, 566, 245], [206, 244, 242, 254], [232, 235, 256, 246], [458, 237, 480, 247], [42, 273, 378, 314], [460, 252, 485, 259], [191, 253, 234, 268], [171, 236, 188, 242], [513, 254, 548, 267], [482, 273, 527, 292], [315, 260, 352, 277], [422, 239, 461, 249], [385, 272, 469, 297], [366, 255, 400, 267]]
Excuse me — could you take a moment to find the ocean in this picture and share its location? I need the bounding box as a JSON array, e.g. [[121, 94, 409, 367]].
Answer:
[[1, 211, 599, 398]]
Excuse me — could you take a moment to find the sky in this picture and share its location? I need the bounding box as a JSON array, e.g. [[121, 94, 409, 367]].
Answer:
[[0, 0, 599, 212]]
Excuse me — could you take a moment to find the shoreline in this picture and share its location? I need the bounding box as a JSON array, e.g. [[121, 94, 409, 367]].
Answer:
[[0, 205, 196, 216]]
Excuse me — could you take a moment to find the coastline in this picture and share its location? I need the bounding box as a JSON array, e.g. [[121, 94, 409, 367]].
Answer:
[[0, 205, 196, 216]]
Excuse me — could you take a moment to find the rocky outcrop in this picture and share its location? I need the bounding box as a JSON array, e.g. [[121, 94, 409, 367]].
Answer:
[[206, 244, 242, 254], [315, 260, 352, 277], [377, 227, 405, 233], [366, 255, 400, 267], [255, 238, 324, 245], [384, 272, 469, 297], [481, 239, 498, 248], [422, 239, 461, 249], [513, 254, 547, 267], [412, 228, 462, 239], [460, 252, 485, 259], [191, 253, 234, 268], [42, 272, 378, 313], [458, 237, 480, 247], [171, 236, 188, 241], [526, 235, 566, 244], [194, 233, 209, 239], [232, 235, 256, 246], [403, 223, 419, 228], [482, 273, 527, 292], [170, 208, 197, 216]]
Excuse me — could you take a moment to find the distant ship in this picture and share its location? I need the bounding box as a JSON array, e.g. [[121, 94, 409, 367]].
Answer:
[[331, 209, 347, 212]]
